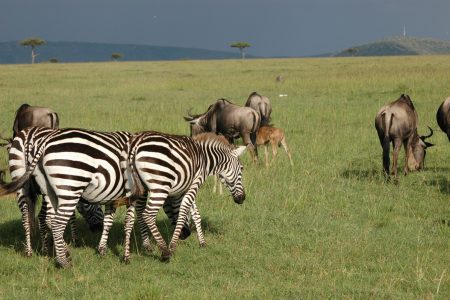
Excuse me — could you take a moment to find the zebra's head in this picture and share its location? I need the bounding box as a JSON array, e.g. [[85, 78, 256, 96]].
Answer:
[[218, 146, 246, 204], [77, 202, 104, 232]]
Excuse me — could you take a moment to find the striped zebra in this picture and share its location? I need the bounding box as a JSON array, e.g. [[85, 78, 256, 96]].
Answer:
[[0, 126, 134, 268], [12, 178, 105, 257], [126, 131, 246, 261]]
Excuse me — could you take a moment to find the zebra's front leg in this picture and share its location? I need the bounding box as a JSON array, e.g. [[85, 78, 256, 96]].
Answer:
[[169, 189, 198, 255], [97, 204, 116, 256], [123, 202, 136, 264], [190, 201, 206, 247]]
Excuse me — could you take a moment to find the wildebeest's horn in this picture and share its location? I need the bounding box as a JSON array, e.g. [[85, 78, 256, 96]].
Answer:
[[421, 126, 433, 140]]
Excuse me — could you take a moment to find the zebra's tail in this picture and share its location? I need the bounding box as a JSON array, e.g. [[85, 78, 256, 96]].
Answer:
[[0, 135, 47, 197]]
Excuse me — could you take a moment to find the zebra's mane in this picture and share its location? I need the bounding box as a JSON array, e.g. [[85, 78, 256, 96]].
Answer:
[[193, 133, 233, 149]]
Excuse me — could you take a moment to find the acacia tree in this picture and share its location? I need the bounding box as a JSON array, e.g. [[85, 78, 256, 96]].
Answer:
[[230, 42, 251, 59], [111, 52, 123, 61], [20, 37, 46, 64]]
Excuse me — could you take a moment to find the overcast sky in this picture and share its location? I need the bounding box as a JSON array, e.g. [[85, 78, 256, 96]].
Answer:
[[1, 0, 450, 57]]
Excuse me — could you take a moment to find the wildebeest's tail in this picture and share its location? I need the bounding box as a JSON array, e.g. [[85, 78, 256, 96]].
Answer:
[[382, 112, 393, 176]]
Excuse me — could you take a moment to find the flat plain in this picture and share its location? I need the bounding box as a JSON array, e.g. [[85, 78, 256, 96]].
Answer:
[[0, 56, 450, 298]]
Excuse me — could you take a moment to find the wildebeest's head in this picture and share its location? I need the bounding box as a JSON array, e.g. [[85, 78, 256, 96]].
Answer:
[[184, 104, 215, 136], [409, 127, 434, 171]]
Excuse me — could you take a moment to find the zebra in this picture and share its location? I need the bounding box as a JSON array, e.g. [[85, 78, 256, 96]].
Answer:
[[0, 126, 134, 268], [126, 131, 246, 261]]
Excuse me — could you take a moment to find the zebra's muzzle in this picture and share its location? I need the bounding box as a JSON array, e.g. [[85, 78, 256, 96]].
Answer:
[[234, 193, 245, 204]]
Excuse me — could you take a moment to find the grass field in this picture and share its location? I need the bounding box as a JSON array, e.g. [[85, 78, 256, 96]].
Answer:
[[0, 56, 450, 298]]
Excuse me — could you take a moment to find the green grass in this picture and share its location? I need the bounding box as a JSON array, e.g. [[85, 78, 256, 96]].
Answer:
[[1, 56, 450, 298]]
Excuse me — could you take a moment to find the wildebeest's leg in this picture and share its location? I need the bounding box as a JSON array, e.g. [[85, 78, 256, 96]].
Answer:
[[97, 204, 116, 256], [271, 140, 279, 165], [264, 144, 270, 167], [280, 137, 294, 166], [242, 132, 257, 162], [392, 138, 402, 177], [404, 137, 418, 174]]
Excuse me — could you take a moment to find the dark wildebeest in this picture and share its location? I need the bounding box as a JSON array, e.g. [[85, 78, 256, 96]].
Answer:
[[436, 97, 450, 141], [184, 98, 261, 160], [12, 104, 59, 139], [5, 104, 103, 256], [245, 92, 272, 126], [375, 94, 434, 178]]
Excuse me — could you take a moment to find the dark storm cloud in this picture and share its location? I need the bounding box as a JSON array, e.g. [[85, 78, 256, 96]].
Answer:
[[1, 0, 450, 57]]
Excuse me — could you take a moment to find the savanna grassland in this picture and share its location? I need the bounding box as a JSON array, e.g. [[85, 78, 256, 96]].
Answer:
[[0, 56, 450, 299]]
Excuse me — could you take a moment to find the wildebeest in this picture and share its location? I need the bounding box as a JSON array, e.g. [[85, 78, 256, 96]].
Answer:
[[436, 97, 450, 141], [375, 94, 434, 177], [245, 92, 272, 126], [12, 104, 59, 138], [256, 125, 293, 167], [184, 98, 261, 159]]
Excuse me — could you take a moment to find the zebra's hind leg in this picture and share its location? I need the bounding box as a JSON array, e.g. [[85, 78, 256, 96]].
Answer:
[[38, 195, 53, 256], [123, 203, 136, 264], [135, 196, 152, 254], [97, 204, 116, 256], [68, 213, 79, 247], [51, 206, 76, 268], [142, 192, 170, 261], [17, 189, 33, 257]]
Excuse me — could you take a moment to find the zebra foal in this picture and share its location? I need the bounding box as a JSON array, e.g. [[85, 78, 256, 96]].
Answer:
[[127, 131, 246, 261], [0, 127, 134, 268]]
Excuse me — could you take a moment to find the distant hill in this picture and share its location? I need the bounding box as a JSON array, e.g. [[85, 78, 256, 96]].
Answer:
[[0, 41, 249, 64], [332, 36, 450, 57]]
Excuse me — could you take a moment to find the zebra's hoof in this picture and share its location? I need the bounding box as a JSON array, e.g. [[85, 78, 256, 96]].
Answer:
[[143, 243, 153, 254], [97, 246, 107, 256], [55, 258, 72, 269], [25, 251, 33, 257], [122, 256, 131, 265], [199, 242, 207, 248]]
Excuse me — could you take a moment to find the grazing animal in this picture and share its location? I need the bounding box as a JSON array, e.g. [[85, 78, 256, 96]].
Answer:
[[184, 98, 260, 159], [245, 92, 272, 126], [0, 127, 135, 268], [5, 104, 104, 257], [436, 97, 450, 141], [375, 94, 434, 177], [256, 126, 293, 167], [12, 104, 59, 138], [127, 131, 246, 261]]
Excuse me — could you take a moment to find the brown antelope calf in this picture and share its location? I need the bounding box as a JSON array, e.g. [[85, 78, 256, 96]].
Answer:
[[256, 125, 294, 167]]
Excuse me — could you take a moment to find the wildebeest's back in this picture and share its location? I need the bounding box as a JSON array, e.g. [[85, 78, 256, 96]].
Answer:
[[216, 103, 260, 137], [436, 97, 450, 136]]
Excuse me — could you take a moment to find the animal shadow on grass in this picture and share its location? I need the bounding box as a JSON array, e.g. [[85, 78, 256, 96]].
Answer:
[[340, 168, 382, 181], [0, 215, 224, 259], [425, 175, 450, 195]]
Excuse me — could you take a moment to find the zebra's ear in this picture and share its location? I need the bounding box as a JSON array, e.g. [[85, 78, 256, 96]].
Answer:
[[233, 146, 246, 157]]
